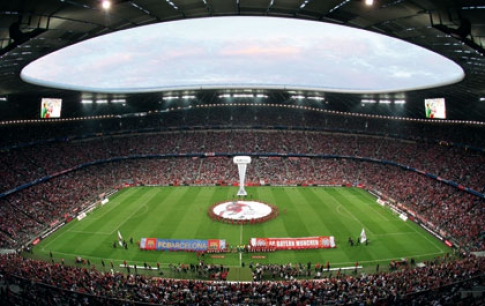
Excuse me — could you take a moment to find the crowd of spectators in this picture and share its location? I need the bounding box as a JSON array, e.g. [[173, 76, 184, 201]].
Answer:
[[2, 129, 485, 191], [1, 108, 485, 304], [1, 252, 485, 305], [1, 128, 485, 251], [2, 105, 485, 147]]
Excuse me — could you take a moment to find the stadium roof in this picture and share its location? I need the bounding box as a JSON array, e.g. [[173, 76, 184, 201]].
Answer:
[[0, 0, 484, 121]]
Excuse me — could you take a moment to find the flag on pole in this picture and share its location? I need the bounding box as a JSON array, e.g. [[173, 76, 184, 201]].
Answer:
[[118, 230, 123, 247], [360, 228, 367, 243]]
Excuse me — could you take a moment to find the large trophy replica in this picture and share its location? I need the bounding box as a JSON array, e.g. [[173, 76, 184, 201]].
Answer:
[[233, 156, 251, 196]]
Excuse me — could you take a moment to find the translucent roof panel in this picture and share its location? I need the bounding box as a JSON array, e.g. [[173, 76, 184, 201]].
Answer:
[[21, 16, 465, 94]]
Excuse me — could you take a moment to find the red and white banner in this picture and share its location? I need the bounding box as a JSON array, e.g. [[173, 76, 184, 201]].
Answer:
[[249, 236, 336, 250]]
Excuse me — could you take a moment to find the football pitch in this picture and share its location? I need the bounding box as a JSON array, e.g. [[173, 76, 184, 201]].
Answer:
[[32, 186, 450, 276]]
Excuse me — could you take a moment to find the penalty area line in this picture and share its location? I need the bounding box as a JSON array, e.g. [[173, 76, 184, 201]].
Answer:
[[110, 203, 148, 235], [67, 230, 111, 235]]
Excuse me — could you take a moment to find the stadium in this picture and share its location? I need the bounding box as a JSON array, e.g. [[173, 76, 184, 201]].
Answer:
[[1, 0, 485, 305]]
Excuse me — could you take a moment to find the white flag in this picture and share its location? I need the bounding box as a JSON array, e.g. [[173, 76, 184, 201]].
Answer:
[[360, 228, 367, 243], [118, 230, 123, 247]]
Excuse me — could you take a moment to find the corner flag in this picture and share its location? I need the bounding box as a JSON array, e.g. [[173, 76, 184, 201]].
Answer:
[[118, 230, 123, 247], [360, 228, 367, 244]]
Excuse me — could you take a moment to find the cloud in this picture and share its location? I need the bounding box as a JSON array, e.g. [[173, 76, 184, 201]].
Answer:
[[21, 16, 464, 93]]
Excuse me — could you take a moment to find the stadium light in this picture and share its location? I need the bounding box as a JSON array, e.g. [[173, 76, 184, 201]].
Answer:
[[101, 0, 111, 10], [299, 0, 310, 9], [81, 99, 93, 104], [365, 0, 374, 6], [233, 94, 254, 98], [163, 96, 179, 100], [166, 0, 179, 10], [308, 96, 325, 101], [111, 99, 126, 103]]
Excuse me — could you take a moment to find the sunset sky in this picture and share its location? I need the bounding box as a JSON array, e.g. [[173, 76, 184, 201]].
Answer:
[[21, 16, 465, 94]]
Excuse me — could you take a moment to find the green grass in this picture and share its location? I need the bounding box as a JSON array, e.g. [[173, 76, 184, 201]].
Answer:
[[226, 267, 254, 281], [31, 186, 451, 276]]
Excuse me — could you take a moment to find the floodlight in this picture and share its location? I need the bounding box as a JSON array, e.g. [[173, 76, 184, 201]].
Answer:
[[163, 96, 179, 100], [308, 96, 325, 101], [111, 99, 126, 103], [102, 0, 111, 10]]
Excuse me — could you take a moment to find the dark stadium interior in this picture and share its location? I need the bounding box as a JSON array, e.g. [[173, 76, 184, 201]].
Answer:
[[0, 0, 485, 121], [1, 1, 485, 305]]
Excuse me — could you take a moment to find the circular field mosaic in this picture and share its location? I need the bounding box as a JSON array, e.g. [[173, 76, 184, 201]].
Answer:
[[208, 200, 279, 224]]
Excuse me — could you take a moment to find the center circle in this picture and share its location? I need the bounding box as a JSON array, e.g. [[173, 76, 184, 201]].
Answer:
[[209, 200, 278, 224], [214, 201, 272, 220]]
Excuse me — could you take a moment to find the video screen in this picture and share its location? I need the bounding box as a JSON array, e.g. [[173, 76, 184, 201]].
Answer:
[[40, 98, 62, 118], [424, 98, 446, 119]]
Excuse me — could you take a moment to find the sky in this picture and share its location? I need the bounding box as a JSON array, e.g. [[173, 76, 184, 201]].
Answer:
[[20, 16, 465, 94]]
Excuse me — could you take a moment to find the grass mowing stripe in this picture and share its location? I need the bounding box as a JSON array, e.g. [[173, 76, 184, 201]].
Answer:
[[121, 188, 173, 238], [171, 187, 212, 239], [303, 188, 351, 238], [86, 188, 141, 222], [291, 188, 328, 235], [328, 188, 390, 237], [247, 186, 273, 240], [32, 186, 451, 271], [114, 188, 161, 234], [83, 188, 153, 235], [275, 187, 312, 238], [194, 186, 224, 237], [46, 188, 158, 261], [150, 187, 193, 237], [402, 215, 447, 254], [145, 187, 180, 238]]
